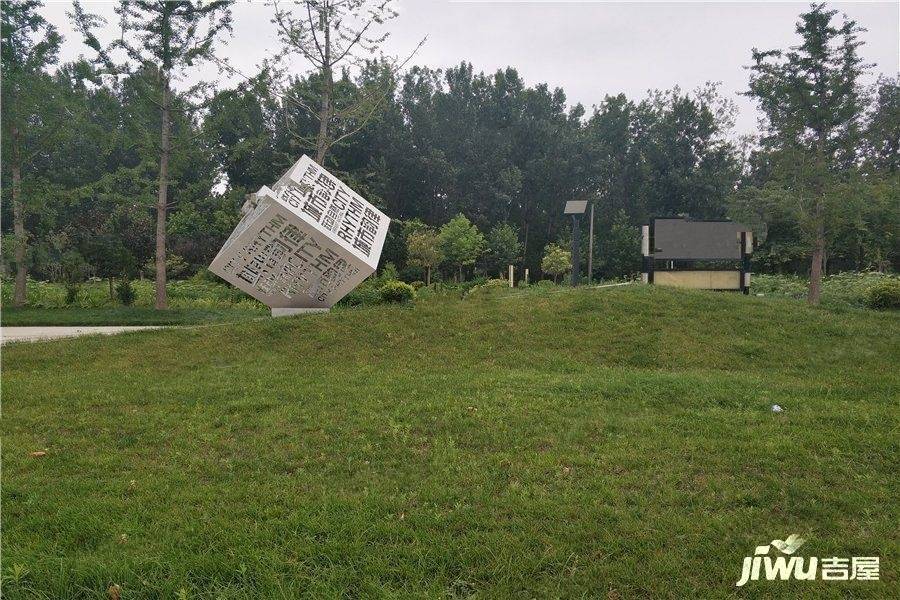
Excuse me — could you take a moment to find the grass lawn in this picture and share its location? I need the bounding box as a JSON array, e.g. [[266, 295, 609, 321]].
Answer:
[[2, 285, 898, 598], [1, 307, 265, 327], [1, 278, 266, 327]]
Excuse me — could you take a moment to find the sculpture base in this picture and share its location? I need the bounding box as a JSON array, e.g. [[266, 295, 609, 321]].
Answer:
[[271, 307, 330, 318]]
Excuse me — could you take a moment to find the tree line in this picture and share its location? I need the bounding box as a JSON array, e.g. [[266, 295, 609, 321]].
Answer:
[[2, 1, 897, 308]]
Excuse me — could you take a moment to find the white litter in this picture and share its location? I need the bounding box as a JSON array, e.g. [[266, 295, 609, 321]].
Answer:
[[771, 404, 784, 413]]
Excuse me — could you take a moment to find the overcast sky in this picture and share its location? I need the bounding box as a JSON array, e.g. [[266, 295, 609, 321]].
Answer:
[[42, 1, 899, 137]]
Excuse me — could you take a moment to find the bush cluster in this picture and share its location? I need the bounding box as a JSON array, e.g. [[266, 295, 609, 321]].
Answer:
[[863, 279, 900, 310], [115, 279, 136, 306], [379, 281, 416, 304], [751, 272, 899, 309]]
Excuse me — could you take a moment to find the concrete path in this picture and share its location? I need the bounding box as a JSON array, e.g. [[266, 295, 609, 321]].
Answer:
[[2, 326, 163, 345]]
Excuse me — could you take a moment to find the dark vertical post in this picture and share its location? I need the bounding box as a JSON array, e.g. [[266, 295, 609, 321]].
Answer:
[[641, 224, 649, 283], [570, 214, 581, 287], [740, 231, 750, 295], [587, 202, 594, 284]]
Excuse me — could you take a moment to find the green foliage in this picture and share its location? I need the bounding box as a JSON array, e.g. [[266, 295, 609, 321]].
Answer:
[[621, 84, 739, 219], [143, 254, 190, 280], [748, 5, 867, 163], [337, 282, 382, 308], [379, 280, 416, 304], [420, 276, 489, 299], [863, 278, 900, 310], [596, 209, 641, 279], [168, 195, 242, 269], [64, 282, 80, 306], [482, 223, 522, 276], [751, 272, 899, 310], [863, 76, 900, 173], [541, 244, 571, 282], [0, 278, 266, 311], [379, 261, 399, 282], [439, 214, 486, 280], [338, 267, 402, 308], [115, 278, 136, 306], [192, 268, 222, 284], [406, 228, 443, 284], [71, 1, 234, 82], [464, 277, 510, 298]]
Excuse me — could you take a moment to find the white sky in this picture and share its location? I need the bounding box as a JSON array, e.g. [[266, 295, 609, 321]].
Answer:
[[42, 1, 900, 137]]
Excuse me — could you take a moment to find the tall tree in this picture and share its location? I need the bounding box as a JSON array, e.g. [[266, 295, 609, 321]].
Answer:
[[270, 0, 419, 166], [1, 0, 63, 306], [747, 3, 869, 304], [72, 0, 234, 309]]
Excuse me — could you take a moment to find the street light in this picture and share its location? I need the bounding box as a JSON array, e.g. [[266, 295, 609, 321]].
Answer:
[[564, 200, 587, 287]]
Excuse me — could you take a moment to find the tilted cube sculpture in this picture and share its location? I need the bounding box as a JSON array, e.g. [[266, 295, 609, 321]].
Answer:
[[209, 155, 390, 315]]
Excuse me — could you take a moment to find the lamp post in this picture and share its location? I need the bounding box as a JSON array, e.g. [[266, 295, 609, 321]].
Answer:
[[587, 201, 594, 284], [564, 200, 588, 287]]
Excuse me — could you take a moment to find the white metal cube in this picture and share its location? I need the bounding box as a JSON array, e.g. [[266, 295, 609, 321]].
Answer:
[[209, 155, 390, 311]]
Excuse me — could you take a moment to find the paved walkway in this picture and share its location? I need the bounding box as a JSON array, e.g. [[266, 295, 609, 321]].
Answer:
[[2, 326, 163, 345]]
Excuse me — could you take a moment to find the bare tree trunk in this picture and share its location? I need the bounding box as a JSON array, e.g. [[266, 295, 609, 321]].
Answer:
[[426, 266, 431, 286], [314, 20, 332, 165], [11, 130, 27, 307], [155, 81, 171, 310], [807, 214, 825, 306], [12, 170, 28, 306]]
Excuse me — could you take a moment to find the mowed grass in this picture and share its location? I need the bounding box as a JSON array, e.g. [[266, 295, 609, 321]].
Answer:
[[0, 307, 265, 327], [2, 285, 898, 599]]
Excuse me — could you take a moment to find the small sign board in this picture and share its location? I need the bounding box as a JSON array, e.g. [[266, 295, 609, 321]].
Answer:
[[641, 216, 753, 293], [564, 200, 588, 214], [652, 218, 747, 259]]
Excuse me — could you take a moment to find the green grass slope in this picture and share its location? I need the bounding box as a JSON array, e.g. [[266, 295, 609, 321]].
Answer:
[[2, 286, 898, 599]]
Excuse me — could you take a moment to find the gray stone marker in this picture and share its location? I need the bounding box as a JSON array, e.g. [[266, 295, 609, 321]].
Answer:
[[209, 155, 390, 315]]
